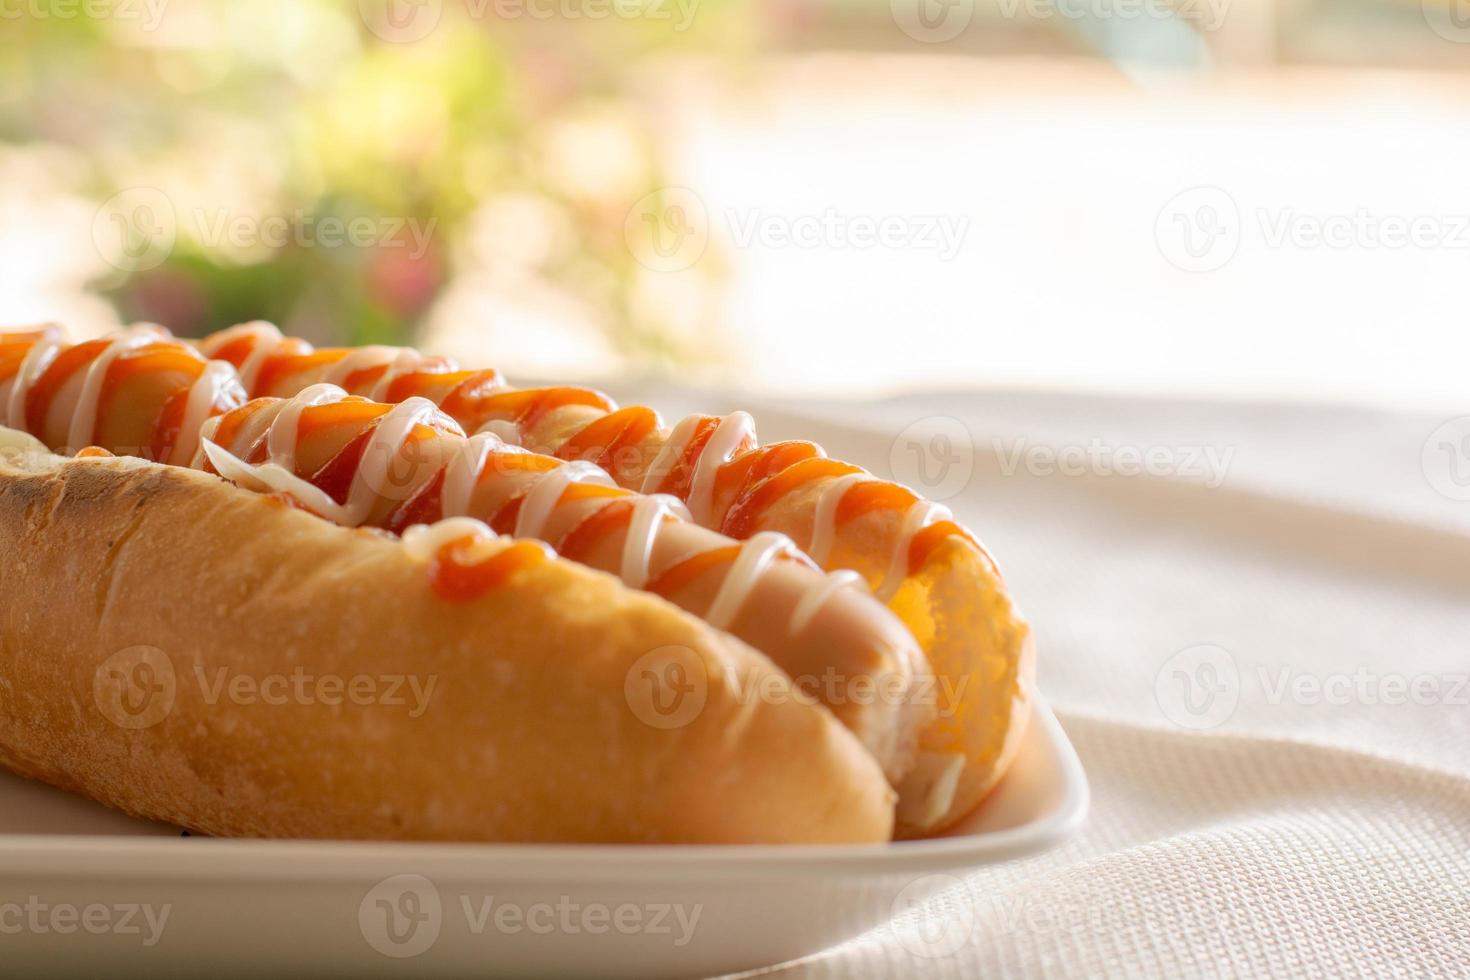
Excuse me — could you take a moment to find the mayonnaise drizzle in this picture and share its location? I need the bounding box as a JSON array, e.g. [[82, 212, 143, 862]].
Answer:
[[192, 414, 223, 469], [686, 411, 755, 525], [202, 437, 345, 520], [200, 388, 866, 641], [172, 360, 242, 465], [204, 321, 284, 394], [639, 413, 700, 494], [201, 323, 963, 618], [206, 322, 453, 407], [878, 500, 952, 602], [621, 494, 690, 589], [476, 419, 523, 445], [368, 348, 435, 402], [203, 385, 462, 527], [789, 569, 867, 635], [321, 345, 408, 390], [5, 332, 62, 430], [807, 471, 874, 564], [440, 432, 504, 519], [266, 383, 346, 474], [402, 517, 553, 567], [513, 461, 616, 540], [66, 325, 174, 450], [403, 517, 497, 563], [705, 531, 799, 631]]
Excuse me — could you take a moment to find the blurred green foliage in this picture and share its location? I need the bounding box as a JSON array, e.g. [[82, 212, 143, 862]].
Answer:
[[0, 0, 738, 358]]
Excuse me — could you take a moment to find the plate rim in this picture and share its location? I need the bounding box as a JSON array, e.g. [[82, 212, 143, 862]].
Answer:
[[0, 698, 1088, 882]]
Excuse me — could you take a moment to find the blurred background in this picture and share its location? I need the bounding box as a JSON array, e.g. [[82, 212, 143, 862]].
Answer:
[[2, 0, 1466, 406]]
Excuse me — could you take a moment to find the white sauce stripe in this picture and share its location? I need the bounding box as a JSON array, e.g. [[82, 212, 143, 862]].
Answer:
[[190, 415, 224, 470], [705, 531, 799, 632], [201, 438, 351, 523], [206, 321, 285, 393], [194, 365, 871, 644], [789, 569, 868, 635], [639, 413, 701, 494], [514, 460, 616, 540], [807, 471, 875, 565], [369, 348, 440, 402], [476, 419, 523, 445], [402, 518, 556, 567], [620, 494, 689, 590], [204, 387, 462, 527], [6, 334, 61, 430], [323, 346, 408, 390], [440, 433, 502, 519], [686, 411, 755, 526], [66, 325, 179, 450], [267, 383, 349, 473], [402, 517, 496, 563], [172, 360, 241, 465], [877, 500, 952, 603], [347, 397, 463, 523]]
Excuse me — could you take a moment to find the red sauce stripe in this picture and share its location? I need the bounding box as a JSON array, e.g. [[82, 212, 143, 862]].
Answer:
[[464, 386, 615, 432], [556, 497, 636, 560], [385, 469, 448, 536], [24, 339, 108, 437], [712, 440, 825, 515], [429, 538, 549, 601], [721, 457, 863, 540], [643, 544, 740, 598], [423, 369, 505, 419], [834, 481, 919, 526], [556, 405, 660, 474]]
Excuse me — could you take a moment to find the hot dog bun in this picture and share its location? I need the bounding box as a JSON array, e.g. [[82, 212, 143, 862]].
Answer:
[[0, 438, 895, 844], [194, 322, 1035, 835]]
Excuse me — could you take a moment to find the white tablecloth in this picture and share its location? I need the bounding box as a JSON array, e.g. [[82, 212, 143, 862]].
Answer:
[[616, 382, 1470, 978]]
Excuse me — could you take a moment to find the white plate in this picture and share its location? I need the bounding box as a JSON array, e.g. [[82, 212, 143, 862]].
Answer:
[[0, 699, 1086, 978]]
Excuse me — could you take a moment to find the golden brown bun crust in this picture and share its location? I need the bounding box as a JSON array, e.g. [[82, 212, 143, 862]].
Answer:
[[0, 449, 895, 844]]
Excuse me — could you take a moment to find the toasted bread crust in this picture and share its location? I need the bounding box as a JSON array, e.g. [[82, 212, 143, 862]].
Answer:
[[0, 448, 895, 843]]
